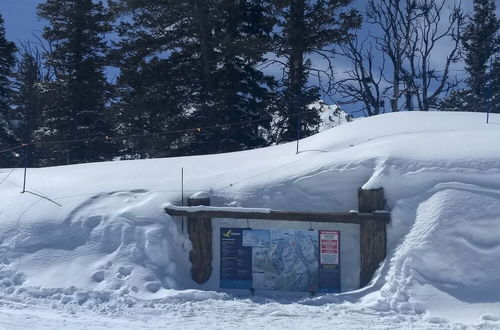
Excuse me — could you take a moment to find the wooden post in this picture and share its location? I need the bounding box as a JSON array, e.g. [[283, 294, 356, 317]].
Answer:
[[187, 192, 212, 284], [358, 187, 385, 212], [358, 187, 387, 287]]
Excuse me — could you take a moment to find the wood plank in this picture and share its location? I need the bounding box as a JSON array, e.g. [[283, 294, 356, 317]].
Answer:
[[359, 219, 386, 287], [186, 197, 212, 284], [167, 191, 391, 289], [358, 187, 385, 212], [358, 188, 387, 287], [165, 207, 390, 224]]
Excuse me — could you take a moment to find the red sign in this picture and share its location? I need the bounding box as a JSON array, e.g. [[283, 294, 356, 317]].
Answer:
[[319, 230, 339, 265]]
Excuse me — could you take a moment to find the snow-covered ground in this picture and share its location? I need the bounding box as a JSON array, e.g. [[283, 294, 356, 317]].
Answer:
[[1, 112, 500, 329]]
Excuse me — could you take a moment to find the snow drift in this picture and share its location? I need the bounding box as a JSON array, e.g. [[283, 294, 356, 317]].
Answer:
[[1, 111, 500, 327]]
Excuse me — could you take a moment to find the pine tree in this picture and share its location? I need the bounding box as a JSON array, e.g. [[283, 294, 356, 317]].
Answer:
[[270, 0, 361, 143], [440, 0, 499, 113], [113, 0, 275, 157], [190, 0, 276, 154], [0, 14, 18, 167], [463, 0, 499, 112], [489, 56, 500, 113], [111, 57, 189, 159], [438, 89, 475, 112], [37, 0, 113, 165], [13, 46, 44, 167]]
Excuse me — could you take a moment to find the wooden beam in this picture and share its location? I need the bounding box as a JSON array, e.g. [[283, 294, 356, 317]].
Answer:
[[358, 187, 385, 213], [166, 191, 391, 290], [165, 206, 390, 225], [186, 195, 212, 285], [358, 188, 387, 287]]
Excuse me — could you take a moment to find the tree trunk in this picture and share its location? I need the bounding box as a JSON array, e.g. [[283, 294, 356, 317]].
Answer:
[[194, 1, 212, 105], [288, 0, 306, 138]]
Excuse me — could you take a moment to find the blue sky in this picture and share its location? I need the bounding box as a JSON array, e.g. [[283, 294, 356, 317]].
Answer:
[[0, 0, 44, 44]]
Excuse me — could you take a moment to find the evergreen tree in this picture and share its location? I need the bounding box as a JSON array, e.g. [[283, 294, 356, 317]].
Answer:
[[440, 0, 499, 113], [463, 0, 499, 112], [489, 56, 500, 113], [111, 57, 189, 159], [113, 0, 275, 157], [192, 0, 276, 154], [13, 46, 44, 167], [438, 89, 476, 112], [0, 14, 17, 167], [37, 0, 113, 165], [270, 0, 361, 143]]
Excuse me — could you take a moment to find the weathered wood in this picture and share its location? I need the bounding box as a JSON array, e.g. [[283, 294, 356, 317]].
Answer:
[[358, 188, 387, 287], [187, 195, 212, 284], [359, 219, 386, 287], [165, 207, 390, 225], [167, 188, 391, 290], [358, 187, 385, 212]]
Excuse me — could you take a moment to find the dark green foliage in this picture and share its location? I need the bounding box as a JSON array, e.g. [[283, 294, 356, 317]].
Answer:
[[270, 0, 361, 143], [439, 90, 476, 112], [489, 57, 500, 113], [463, 0, 499, 106], [440, 0, 499, 113], [113, 0, 276, 157], [12, 47, 45, 167], [37, 0, 113, 165], [191, 0, 276, 154], [0, 14, 18, 167], [2, 0, 363, 165], [111, 57, 189, 159]]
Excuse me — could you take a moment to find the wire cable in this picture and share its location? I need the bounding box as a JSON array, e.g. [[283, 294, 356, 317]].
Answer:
[[0, 143, 27, 154], [0, 107, 325, 150], [0, 155, 27, 187]]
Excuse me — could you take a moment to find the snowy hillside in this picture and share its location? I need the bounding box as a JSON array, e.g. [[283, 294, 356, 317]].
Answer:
[[1, 112, 500, 329], [310, 101, 352, 132]]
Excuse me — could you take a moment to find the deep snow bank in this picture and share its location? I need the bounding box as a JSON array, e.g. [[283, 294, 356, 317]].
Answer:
[[363, 183, 500, 324], [1, 112, 500, 326]]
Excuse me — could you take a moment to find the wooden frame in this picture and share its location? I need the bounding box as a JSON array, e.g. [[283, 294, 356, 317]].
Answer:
[[165, 207, 389, 224], [164, 188, 389, 289]]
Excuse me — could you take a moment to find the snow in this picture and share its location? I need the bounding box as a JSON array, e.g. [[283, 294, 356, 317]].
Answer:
[[189, 191, 210, 199], [1, 111, 500, 328], [312, 101, 352, 132]]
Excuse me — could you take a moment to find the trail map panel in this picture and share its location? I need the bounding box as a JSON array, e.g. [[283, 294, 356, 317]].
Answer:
[[251, 230, 319, 291], [220, 227, 341, 293], [220, 228, 252, 289]]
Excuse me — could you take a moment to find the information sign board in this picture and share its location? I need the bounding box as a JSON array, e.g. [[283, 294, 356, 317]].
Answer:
[[220, 227, 341, 292]]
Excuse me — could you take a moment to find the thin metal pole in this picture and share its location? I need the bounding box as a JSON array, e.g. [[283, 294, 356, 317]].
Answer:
[[181, 167, 184, 232], [296, 109, 300, 154], [22, 144, 28, 193], [22, 167, 27, 193]]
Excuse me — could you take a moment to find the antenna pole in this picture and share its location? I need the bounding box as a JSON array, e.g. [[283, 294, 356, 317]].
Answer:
[[296, 109, 300, 154], [22, 144, 28, 193], [181, 167, 184, 205], [181, 167, 185, 232]]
